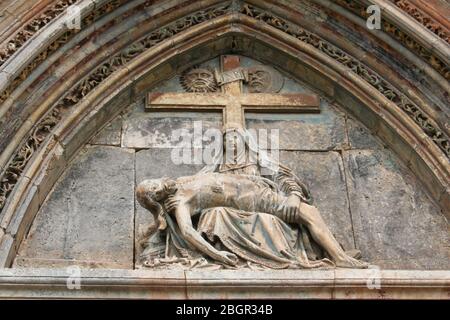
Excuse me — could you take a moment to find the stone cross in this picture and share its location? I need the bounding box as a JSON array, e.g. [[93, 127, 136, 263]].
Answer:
[[146, 55, 320, 129]]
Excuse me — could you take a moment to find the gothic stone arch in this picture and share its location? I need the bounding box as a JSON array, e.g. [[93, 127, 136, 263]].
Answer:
[[0, 0, 448, 298]]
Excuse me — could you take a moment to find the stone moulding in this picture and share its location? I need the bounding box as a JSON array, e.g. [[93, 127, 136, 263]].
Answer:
[[0, 268, 448, 299], [0, 0, 129, 105], [0, 0, 229, 163], [0, 1, 55, 49], [332, 0, 450, 80], [0, 1, 447, 153], [0, 0, 79, 69], [0, 0, 448, 129], [0, 1, 448, 271], [0, 16, 448, 270], [0, 1, 232, 213], [1, 0, 447, 102], [318, 0, 450, 93], [0, 1, 448, 219], [240, 3, 449, 158]]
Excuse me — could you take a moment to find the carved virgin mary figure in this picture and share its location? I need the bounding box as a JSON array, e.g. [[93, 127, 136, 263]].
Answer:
[[136, 125, 367, 269]]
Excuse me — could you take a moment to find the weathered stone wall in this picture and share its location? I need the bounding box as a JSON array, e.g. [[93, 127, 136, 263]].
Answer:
[[13, 56, 449, 270]]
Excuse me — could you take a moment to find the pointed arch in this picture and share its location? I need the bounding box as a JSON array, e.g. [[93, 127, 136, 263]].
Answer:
[[0, 0, 448, 268]]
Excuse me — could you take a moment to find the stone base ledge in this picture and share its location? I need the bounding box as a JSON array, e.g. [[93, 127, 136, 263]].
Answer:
[[0, 268, 448, 299]]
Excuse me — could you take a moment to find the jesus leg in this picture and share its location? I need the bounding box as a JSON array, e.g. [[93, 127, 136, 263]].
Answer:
[[296, 202, 368, 268]]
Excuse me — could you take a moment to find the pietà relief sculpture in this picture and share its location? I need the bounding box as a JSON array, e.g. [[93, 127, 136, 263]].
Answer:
[[136, 55, 368, 269]]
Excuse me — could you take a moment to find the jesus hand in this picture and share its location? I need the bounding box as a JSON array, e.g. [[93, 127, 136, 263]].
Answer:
[[278, 195, 302, 223], [164, 195, 179, 213]]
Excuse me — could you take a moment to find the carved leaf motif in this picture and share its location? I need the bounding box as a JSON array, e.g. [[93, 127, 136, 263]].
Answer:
[[392, 0, 449, 43], [1, 1, 448, 216], [0, 3, 231, 213], [241, 4, 449, 157], [0, 0, 79, 68]]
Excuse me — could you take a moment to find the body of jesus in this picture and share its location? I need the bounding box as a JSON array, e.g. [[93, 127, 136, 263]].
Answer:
[[136, 173, 368, 268]]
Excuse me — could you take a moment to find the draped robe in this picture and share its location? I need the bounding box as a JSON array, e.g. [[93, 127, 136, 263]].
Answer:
[[140, 128, 334, 269]]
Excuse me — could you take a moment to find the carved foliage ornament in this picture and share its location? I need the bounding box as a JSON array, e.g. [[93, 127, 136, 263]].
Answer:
[[332, 0, 449, 80], [0, 109, 61, 210], [247, 65, 284, 93], [0, 2, 448, 215], [1, 1, 447, 104], [0, 0, 79, 69], [241, 4, 449, 158], [0, 0, 129, 105], [391, 0, 449, 44]]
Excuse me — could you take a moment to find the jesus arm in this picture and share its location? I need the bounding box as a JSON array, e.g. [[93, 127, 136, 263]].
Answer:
[[174, 203, 238, 265], [272, 165, 312, 204]]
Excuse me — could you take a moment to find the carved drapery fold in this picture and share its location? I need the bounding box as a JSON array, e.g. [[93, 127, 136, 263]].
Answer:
[[242, 4, 449, 158], [0, 1, 448, 221]]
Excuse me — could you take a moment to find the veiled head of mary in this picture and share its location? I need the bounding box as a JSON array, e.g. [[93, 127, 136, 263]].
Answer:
[[219, 124, 279, 175], [221, 125, 244, 159]]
